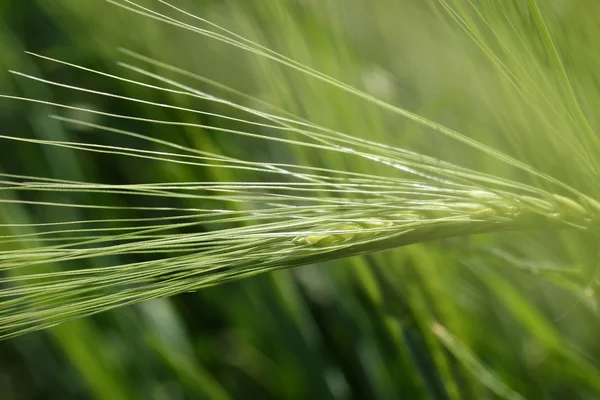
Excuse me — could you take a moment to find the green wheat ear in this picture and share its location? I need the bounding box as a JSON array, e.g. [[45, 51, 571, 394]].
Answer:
[[0, 0, 598, 341]]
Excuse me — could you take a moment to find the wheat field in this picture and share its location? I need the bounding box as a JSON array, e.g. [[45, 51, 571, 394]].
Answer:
[[2, 1, 600, 399]]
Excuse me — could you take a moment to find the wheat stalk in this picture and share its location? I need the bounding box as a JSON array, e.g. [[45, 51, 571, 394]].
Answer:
[[0, 0, 597, 341]]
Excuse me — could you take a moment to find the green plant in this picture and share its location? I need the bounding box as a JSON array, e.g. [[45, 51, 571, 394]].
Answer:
[[2, 0, 600, 398], [0, 0, 594, 338]]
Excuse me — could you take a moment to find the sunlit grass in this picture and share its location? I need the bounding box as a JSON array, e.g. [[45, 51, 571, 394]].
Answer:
[[3, 0, 600, 398]]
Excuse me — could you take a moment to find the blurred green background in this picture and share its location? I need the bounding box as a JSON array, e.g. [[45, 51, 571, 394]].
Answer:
[[2, 0, 600, 399]]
